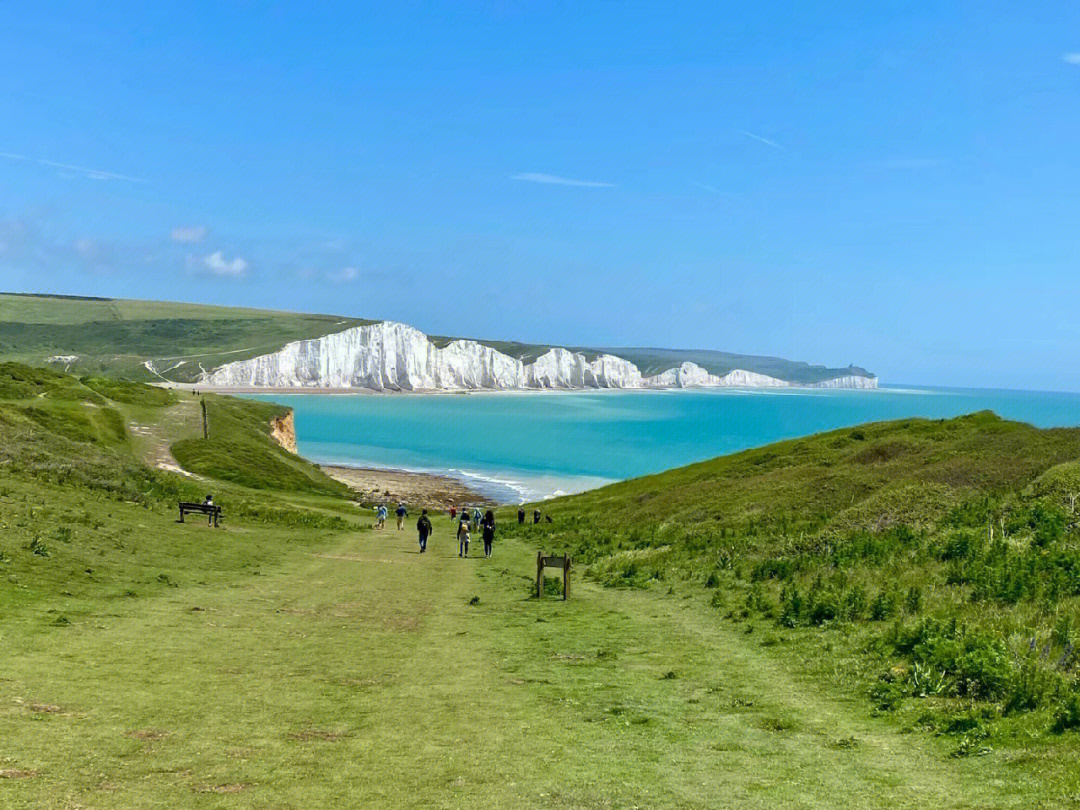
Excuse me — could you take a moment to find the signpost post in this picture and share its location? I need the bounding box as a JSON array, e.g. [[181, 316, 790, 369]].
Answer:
[[536, 551, 571, 600]]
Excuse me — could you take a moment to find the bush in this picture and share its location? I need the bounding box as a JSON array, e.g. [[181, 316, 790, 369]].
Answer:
[[892, 619, 1013, 701], [1004, 656, 1057, 714], [1052, 689, 1080, 733], [870, 591, 898, 621]]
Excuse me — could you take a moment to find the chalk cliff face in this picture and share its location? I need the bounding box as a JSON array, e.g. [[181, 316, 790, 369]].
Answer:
[[807, 374, 880, 390], [203, 321, 878, 391]]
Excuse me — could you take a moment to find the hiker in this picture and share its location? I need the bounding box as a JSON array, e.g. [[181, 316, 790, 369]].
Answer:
[[481, 510, 496, 558], [395, 502, 408, 530], [472, 507, 482, 532], [450, 506, 457, 520], [416, 509, 432, 553], [518, 507, 525, 525], [203, 494, 215, 527], [457, 514, 471, 558], [376, 504, 388, 529], [545, 514, 553, 524], [533, 508, 541, 524]]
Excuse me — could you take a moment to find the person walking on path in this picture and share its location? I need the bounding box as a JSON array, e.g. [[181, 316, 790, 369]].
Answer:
[[457, 515, 471, 558], [518, 507, 525, 525], [533, 508, 541, 525], [203, 494, 215, 527], [416, 509, 432, 553], [481, 510, 496, 558], [450, 506, 457, 520], [376, 504, 388, 530], [472, 507, 481, 532], [395, 502, 408, 530]]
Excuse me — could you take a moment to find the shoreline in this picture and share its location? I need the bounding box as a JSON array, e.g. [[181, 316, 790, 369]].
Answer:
[[321, 464, 496, 510]]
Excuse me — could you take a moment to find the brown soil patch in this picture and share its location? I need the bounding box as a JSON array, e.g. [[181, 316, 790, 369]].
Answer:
[[125, 729, 170, 741], [195, 783, 249, 794], [0, 768, 38, 779], [28, 702, 65, 714], [288, 729, 345, 742]]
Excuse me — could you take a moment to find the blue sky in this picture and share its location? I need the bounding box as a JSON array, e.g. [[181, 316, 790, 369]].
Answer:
[[1, 2, 1079, 391]]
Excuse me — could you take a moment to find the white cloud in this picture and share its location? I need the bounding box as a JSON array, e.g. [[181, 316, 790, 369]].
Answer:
[[1064, 53, 1080, 65], [171, 225, 208, 243], [0, 150, 144, 182], [737, 130, 787, 151], [327, 266, 361, 283], [202, 251, 248, 278], [511, 172, 615, 188]]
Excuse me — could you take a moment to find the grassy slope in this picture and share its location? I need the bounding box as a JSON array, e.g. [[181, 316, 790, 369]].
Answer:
[[0, 293, 372, 383], [1, 292, 872, 385], [499, 412, 1080, 755], [1, 367, 1079, 805]]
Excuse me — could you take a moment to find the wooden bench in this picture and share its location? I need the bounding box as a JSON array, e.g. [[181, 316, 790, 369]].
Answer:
[[536, 551, 571, 600], [178, 502, 222, 527]]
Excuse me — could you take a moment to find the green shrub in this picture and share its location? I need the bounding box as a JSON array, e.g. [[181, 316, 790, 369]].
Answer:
[[870, 591, 898, 621], [1052, 689, 1080, 733]]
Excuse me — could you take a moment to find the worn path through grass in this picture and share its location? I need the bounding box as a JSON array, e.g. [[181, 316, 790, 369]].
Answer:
[[0, 516, 1050, 808]]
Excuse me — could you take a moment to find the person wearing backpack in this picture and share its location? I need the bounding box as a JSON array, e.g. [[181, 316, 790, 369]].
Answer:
[[481, 510, 496, 558], [517, 507, 525, 525], [395, 502, 408, 530], [416, 509, 432, 553]]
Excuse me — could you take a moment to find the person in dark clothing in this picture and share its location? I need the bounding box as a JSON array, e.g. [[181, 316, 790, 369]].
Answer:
[[533, 508, 541, 524], [416, 509, 432, 553], [545, 514, 553, 523], [203, 494, 215, 527], [517, 507, 525, 525], [481, 510, 496, 558]]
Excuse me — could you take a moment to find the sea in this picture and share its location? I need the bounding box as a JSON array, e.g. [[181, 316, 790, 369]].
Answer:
[[247, 386, 1080, 503]]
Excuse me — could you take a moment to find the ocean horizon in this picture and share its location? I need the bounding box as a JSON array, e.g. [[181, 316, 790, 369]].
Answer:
[[247, 385, 1080, 503]]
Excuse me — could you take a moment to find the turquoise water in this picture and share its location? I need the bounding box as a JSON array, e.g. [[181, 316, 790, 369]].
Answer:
[[249, 386, 1080, 502]]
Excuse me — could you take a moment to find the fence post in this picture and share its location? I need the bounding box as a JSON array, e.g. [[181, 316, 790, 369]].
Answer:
[[536, 550, 544, 598], [564, 555, 571, 601], [200, 398, 209, 440]]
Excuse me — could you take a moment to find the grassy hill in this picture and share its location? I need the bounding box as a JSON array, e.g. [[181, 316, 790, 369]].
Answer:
[[1, 292, 873, 385], [0, 292, 373, 383], [2, 365, 1080, 805], [501, 412, 1080, 754]]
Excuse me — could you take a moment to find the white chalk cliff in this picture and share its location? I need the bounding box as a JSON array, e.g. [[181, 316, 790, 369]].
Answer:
[[202, 321, 878, 391]]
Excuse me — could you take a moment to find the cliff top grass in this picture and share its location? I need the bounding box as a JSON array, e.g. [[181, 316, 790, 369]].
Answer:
[[0, 292, 374, 383]]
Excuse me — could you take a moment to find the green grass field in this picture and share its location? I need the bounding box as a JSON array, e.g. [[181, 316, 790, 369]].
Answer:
[[0, 292, 373, 383], [3, 363, 1079, 807]]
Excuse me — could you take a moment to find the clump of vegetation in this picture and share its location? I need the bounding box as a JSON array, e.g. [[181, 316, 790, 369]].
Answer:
[[501, 412, 1080, 742]]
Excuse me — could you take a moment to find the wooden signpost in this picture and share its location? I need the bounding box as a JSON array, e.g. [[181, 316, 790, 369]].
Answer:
[[536, 551, 572, 600]]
